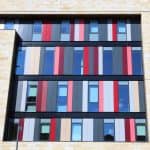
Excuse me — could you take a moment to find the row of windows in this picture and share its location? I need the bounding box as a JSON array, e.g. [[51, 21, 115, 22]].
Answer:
[[15, 81, 145, 113], [0, 19, 141, 41], [16, 46, 143, 75], [7, 118, 147, 142]]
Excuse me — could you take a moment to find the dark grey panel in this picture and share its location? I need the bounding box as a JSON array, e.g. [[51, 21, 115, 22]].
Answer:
[[113, 47, 122, 75], [64, 47, 73, 74], [18, 21, 33, 41], [56, 119, 61, 141], [46, 81, 57, 111], [93, 119, 104, 141], [39, 47, 45, 74], [34, 119, 40, 141], [72, 81, 83, 111], [100, 20, 107, 41], [89, 47, 94, 75], [51, 22, 60, 41], [84, 21, 89, 41], [138, 81, 146, 112], [131, 22, 141, 41]]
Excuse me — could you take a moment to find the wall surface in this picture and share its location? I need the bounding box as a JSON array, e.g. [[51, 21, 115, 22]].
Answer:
[[0, 0, 150, 149]]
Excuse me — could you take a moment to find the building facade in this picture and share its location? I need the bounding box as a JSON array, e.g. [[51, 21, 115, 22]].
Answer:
[[0, 0, 150, 149]]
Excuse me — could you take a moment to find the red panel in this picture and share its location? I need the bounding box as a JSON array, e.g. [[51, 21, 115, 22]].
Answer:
[[125, 119, 130, 142], [123, 47, 128, 75], [79, 20, 84, 41], [99, 81, 104, 112], [54, 47, 60, 75], [49, 118, 56, 141], [83, 47, 89, 75], [114, 81, 119, 112], [18, 119, 24, 141], [70, 23, 74, 41], [42, 21, 51, 41], [112, 20, 117, 41], [127, 46, 132, 75], [94, 47, 98, 75], [67, 81, 73, 112], [36, 81, 48, 112], [59, 47, 64, 74]]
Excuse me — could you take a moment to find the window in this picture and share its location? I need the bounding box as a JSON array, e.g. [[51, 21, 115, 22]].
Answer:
[[42, 47, 54, 75], [103, 47, 113, 75], [89, 21, 99, 41], [25, 81, 37, 112], [32, 21, 42, 41], [57, 81, 68, 112], [117, 21, 127, 41], [73, 47, 83, 75], [5, 20, 14, 29], [118, 81, 129, 112], [136, 119, 146, 141], [60, 21, 70, 41], [16, 47, 25, 75], [132, 47, 143, 75], [104, 119, 114, 141], [71, 119, 82, 141], [40, 119, 50, 141], [88, 81, 98, 112]]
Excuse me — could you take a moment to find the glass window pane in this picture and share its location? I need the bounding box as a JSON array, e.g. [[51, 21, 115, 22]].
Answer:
[[33, 21, 42, 33], [117, 33, 126, 41], [90, 22, 98, 33], [118, 22, 126, 33], [41, 125, 50, 134], [88, 103, 98, 112], [32, 33, 41, 41], [89, 87, 98, 102], [26, 105, 36, 112], [57, 105, 67, 112], [5, 21, 14, 29], [28, 86, 37, 97], [61, 21, 70, 33], [61, 34, 70, 41], [104, 123, 114, 141], [58, 87, 67, 96], [89, 34, 99, 41], [137, 126, 146, 136], [72, 124, 82, 141]]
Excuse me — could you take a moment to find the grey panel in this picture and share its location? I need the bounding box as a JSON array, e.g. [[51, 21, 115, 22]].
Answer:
[[113, 47, 122, 75], [56, 119, 61, 141], [34, 119, 40, 141], [100, 20, 107, 41], [72, 81, 83, 111], [93, 119, 104, 141], [84, 21, 89, 41], [46, 81, 57, 111], [51, 22, 60, 41], [39, 47, 45, 74], [138, 81, 146, 112], [131, 21, 141, 41], [64, 47, 73, 74], [89, 47, 94, 75], [18, 21, 33, 41]]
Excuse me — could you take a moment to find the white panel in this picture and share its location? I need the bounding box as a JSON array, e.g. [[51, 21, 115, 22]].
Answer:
[[23, 119, 35, 141], [129, 81, 134, 112], [98, 46, 103, 75], [74, 20, 80, 41], [108, 20, 112, 41], [0, 20, 4, 29], [82, 81, 88, 112], [20, 81, 27, 111], [115, 119, 125, 141], [83, 119, 93, 141], [127, 20, 131, 41], [104, 81, 114, 112], [24, 47, 30, 74]]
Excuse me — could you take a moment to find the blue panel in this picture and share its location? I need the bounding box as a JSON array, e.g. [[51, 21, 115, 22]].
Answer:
[[73, 50, 83, 75], [5, 21, 14, 29], [103, 50, 112, 75], [119, 83, 129, 112], [132, 51, 143, 75], [33, 21, 42, 33], [16, 48, 25, 75], [72, 123, 82, 141], [43, 50, 54, 75], [118, 21, 126, 33], [88, 103, 98, 112], [104, 123, 114, 137], [89, 86, 98, 102], [61, 21, 70, 33]]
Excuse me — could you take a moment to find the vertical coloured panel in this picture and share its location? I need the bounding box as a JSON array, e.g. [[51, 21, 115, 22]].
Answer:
[[112, 20, 117, 41], [79, 20, 84, 41], [108, 20, 112, 41], [99, 81, 104, 112], [104, 81, 114, 112], [74, 20, 80, 41], [59, 47, 64, 74], [115, 119, 125, 141], [54, 47, 60, 75], [46, 81, 57, 111], [129, 81, 134, 112], [60, 119, 71, 141], [56, 119, 61, 141], [83, 119, 93, 141], [94, 47, 98, 75], [130, 119, 136, 142], [34, 119, 40, 141], [42, 21, 51, 41], [72, 81, 83, 112], [89, 47, 94, 75], [67, 81, 73, 112], [127, 20, 131, 41], [18, 119, 24, 141], [70, 22, 74, 41], [83, 47, 89, 75], [98, 46, 103, 75], [131, 21, 141, 41], [114, 81, 119, 112], [36, 81, 48, 112], [82, 81, 88, 112], [100, 20, 107, 41], [50, 118, 56, 141], [23, 119, 35, 141], [51, 22, 60, 41]]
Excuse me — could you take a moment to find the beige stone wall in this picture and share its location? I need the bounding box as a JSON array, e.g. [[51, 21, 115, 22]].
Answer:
[[0, 0, 150, 149]]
